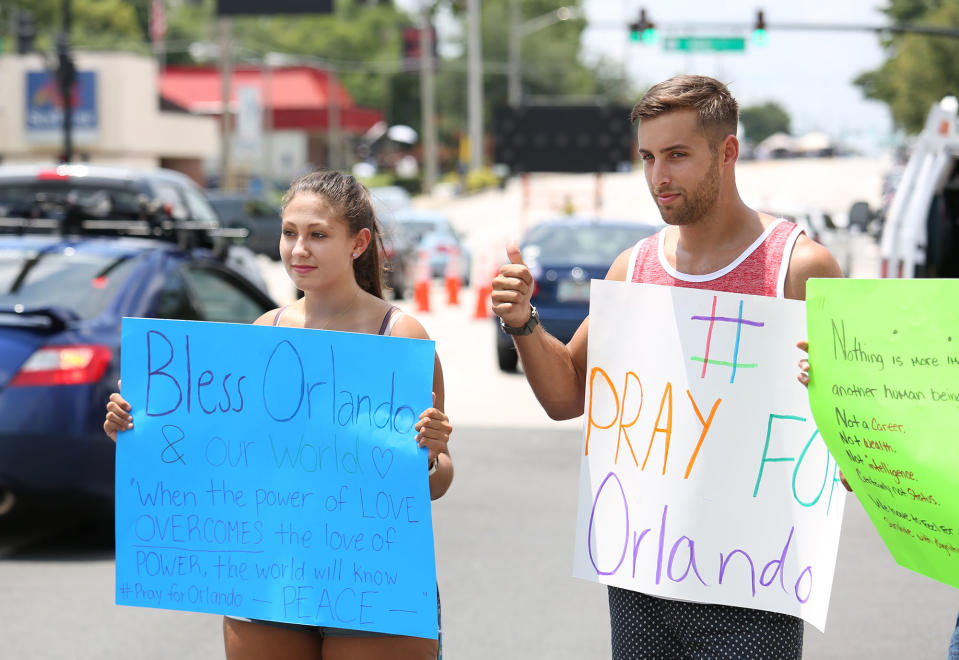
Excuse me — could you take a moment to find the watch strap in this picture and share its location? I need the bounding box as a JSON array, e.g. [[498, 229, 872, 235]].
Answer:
[[500, 305, 539, 336]]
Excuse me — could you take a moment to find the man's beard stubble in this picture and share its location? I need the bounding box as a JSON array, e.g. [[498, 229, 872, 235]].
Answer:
[[655, 158, 721, 226]]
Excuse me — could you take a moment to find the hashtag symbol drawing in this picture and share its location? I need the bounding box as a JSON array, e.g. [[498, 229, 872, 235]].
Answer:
[[690, 296, 765, 384], [119, 583, 132, 599]]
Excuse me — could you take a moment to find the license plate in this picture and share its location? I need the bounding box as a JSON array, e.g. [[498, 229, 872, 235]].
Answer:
[[557, 280, 590, 302]]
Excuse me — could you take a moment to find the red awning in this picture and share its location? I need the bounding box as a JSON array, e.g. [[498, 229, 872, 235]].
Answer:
[[159, 65, 383, 134]]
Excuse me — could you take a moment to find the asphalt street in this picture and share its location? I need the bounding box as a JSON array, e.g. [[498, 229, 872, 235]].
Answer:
[[1, 160, 956, 658], [3, 422, 954, 659]]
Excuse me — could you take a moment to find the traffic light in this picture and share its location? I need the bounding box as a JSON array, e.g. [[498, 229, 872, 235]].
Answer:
[[401, 24, 437, 71], [629, 9, 657, 45], [402, 25, 422, 60], [752, 10, 768, 46]]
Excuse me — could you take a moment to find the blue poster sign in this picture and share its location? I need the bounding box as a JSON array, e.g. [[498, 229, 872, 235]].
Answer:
[[115, 318, 439, 639], [25, 70, 98, 141]]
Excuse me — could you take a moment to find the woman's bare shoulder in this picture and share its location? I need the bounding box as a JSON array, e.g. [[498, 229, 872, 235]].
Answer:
[[253, 309, 279, 326], [388, 311, 430, 340], [253, 301, 298, 327]]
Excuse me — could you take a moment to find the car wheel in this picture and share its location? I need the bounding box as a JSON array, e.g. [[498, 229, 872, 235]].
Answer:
[[497, 342, 518, 372]]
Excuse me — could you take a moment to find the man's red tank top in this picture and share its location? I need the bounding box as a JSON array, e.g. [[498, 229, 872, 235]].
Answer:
[[625, 218, 804, 299]]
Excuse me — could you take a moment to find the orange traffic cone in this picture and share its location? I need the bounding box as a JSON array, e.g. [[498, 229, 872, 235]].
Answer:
[[445, 248, 461, 306], [473, 256, 494, 319], [414, 250, 431, 313]]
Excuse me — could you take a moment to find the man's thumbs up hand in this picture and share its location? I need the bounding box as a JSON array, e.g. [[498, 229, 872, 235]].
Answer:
[[492, 241, 535, 329]]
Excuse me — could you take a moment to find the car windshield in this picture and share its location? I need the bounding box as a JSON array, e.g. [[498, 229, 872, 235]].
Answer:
[[522, 223, 657, 264], [370, 187, 412, 221], [178, 183, 220, 223], [397, 220, 436, 241], [397, 217, 455, 243], [0, 181, 146, 220], [421, 230, 458, 247], [0, 247, 139, 319]]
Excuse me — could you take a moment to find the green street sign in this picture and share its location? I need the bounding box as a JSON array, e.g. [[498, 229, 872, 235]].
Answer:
[[662, 36, 746, 52]]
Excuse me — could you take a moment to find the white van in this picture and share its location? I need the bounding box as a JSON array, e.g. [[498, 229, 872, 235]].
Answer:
[[878, 96, 959, 277]]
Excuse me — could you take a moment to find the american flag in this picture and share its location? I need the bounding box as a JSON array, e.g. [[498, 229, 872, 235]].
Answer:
[[150, 0, 166, 47]]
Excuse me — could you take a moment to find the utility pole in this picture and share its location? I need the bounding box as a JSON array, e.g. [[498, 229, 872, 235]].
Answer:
[[219, 17, 233, 190], [419, 5, 438, 193], [507, 0, 520, 107], [57, 0, 75, 163], [466, 0, 483, 172], [328, 64, 341, 171]]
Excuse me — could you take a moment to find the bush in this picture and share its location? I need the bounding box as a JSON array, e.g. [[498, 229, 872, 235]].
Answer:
[[440, 167, 504, 194], [465, 168, 502, 192], [393, 177, 422, 195]]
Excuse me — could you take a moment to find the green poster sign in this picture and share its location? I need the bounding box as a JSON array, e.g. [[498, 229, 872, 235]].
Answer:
[[805, 278, 959, 589], [662, 36, 746, 52]]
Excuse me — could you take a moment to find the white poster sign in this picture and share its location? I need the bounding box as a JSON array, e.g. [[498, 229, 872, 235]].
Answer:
[[235, 85, 262, 157], [573, 281, 846, 631]]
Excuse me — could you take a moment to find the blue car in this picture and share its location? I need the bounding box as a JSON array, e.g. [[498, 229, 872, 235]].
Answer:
[[0, 235, 275, 515], [496, 218, 661, 372]]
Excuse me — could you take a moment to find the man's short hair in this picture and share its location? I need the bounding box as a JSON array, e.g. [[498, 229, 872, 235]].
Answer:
[[630, 75, 738, 147]]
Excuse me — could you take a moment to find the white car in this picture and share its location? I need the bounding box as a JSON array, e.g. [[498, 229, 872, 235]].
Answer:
[[392, 209, 471, 285]]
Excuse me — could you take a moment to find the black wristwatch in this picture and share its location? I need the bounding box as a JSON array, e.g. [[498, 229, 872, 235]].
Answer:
[[500, 305, 540, 336]]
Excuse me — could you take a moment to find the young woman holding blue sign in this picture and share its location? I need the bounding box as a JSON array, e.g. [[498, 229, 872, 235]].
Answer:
[[105, 170, 452, 660]]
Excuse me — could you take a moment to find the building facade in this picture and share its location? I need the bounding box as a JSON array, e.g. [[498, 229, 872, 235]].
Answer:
[[0, 52, 217, 184]]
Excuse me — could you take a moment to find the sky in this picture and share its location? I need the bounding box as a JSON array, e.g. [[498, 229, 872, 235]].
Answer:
[[579, 0, 895, 152]]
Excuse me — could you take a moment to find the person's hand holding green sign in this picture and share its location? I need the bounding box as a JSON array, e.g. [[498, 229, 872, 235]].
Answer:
[[805, 278, 959, 589]]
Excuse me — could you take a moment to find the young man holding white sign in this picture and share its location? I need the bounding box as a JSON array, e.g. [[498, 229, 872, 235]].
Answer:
[[491, 75, 843, 658]]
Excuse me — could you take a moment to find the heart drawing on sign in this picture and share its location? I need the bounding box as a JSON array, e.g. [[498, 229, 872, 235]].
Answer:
[[371, 446, 394, 479]]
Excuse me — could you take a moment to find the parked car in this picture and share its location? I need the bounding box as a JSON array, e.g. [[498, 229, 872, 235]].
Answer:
[[0, 163, 219, 234], [207, 191, 282, 260], [365, 187, 416, 299], [0, 163, 269, 293], [378, 215, 417, 300], [392, 209, 471, 284], [495, 218, 661, 372], [368, 185, 413, 221], [0, 165, 276, 517]]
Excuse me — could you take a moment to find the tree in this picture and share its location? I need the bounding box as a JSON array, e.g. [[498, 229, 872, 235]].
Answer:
[[217, 0, 411, 112], [3, 0, 145, 53], [432, 0, 636, 166], [854, 1, 959, 133], [739, 102, 791, 144]]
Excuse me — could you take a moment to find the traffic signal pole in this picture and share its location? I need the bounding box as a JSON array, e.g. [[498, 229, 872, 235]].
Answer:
[[57, 0, 75, 163]]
